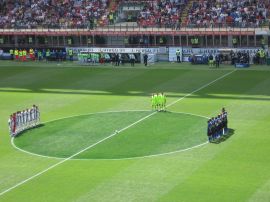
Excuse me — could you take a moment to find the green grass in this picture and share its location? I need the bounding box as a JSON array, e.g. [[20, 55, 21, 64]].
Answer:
[[0, 61, 270, 201], [14, 111, 207, 159]]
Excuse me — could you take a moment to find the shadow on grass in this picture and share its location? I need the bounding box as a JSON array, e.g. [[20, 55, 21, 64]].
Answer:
[[211, 128, 235, 144], [14, 124, 45, 138], [0, 64, 270, 102]]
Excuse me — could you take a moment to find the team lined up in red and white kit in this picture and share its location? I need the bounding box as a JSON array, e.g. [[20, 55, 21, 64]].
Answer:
[[8, 105, 40, 137]]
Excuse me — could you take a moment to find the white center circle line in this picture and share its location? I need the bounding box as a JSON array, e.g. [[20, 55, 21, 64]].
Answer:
[[12, 110, 210, 161]]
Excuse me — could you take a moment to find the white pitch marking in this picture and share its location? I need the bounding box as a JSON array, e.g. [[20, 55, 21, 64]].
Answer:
[[1, 69, 236, 196], [109, 141, 209, 161], [1, 111, 156, 197], [11, 111, 210, 160], [166, 69, 237, 108]]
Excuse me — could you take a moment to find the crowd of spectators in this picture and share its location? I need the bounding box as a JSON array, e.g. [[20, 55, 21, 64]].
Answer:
[[136, 0, 187, 28], [0, 0, 110, 29], [0, 0, 269, 29], [186, 0, 270, 28], [134, 0, 270, 28]]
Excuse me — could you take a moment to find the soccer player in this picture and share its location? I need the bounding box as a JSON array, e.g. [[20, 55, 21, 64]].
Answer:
[[15, 112, 19, 134], [17, 111, 22, 133], [8, 115, 13, 136], [46, 49, 50, 62], [160, 93, 164, 111], [161, 93, 166, 111], [154, 93, 158, 110], [38, 50, 42, 61], [21, 110, 26, 130], [158, 93, 163, 111], [32, 105, 38, 126], [34, 49, 38, 60], [214, 116, 220, 139], [68, 49, 73, 61], [26, 109, 31, 129], [36, 105, 40, 123], [207, 119, 212, 142], [14, 49, 19, 61], [29, 108, 33, 127], [32, 105, 36, 125], [23, 109, 28, 129], [9, 48, 14, 60], [22, 49, 27, 62], [208, 54, 214, 68], [151, 94, 155, 111], [31, 105, 36, 126], [12, 113, 17, 136], [217, 115, 222, 138], [19, 49, 23, 62], [222, 108, 228, 133], [29, 48, 34, 61], [30, 107, 34, 127], [210, 117, 216, 140]]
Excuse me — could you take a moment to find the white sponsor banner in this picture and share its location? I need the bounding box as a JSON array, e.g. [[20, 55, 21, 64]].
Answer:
[[255, 30, 269, 35], [183, 47, 261, 54], [169, 47, 220, 62], [67, 47, 159, 54], [169, 47, 263, 62], [234, 48, 262, 54], [183, 48, 220, 55], [140, 53, 157, 64]]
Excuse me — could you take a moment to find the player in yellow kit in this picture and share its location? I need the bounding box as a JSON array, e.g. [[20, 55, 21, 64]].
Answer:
[[14, 49, 19, 61], [19, 49, 23, 61], [151, 92, 167, 111], [22, 49, 27, 62], [151, 94, 155, 110], [161, 92, 166, 111]]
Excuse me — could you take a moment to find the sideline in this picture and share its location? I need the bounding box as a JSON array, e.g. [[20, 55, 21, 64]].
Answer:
[[11, 111, 209, 161], [0, 69, 236, 196]]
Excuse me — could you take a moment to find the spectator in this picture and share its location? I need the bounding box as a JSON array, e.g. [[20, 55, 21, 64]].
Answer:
[[0, 0, 110, 29], [186, 0, 270, 28]]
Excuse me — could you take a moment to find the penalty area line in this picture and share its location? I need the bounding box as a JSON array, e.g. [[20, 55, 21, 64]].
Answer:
[[1, 69, 236, 197]]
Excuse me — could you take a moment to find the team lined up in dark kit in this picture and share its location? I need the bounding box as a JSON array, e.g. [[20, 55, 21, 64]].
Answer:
[[207, 108, 228, 142]]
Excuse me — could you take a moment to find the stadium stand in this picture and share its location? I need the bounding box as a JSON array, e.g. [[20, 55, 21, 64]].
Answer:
[[0, 0, 269, 48], [0, 0, 115, 28], [123, 0, 270, 28], [185, 0, 270, 28], [136, 0, 187, 28], [0, 0, 269, 29]]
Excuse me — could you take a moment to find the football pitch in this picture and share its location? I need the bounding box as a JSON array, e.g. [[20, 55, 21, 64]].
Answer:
[[0, 61, 270, 201]]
